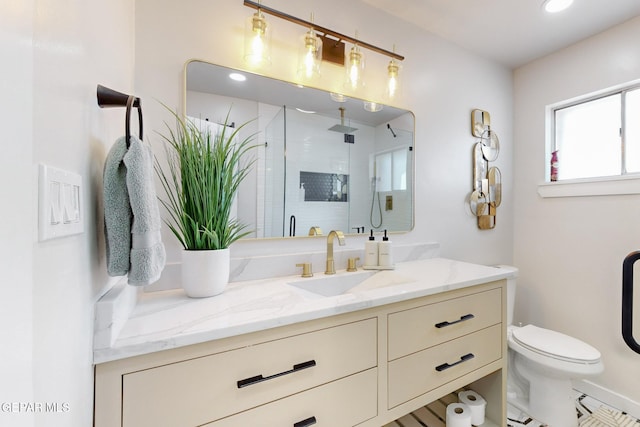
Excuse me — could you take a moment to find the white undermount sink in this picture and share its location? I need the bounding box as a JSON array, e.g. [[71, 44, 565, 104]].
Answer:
[[288, 269, 414, 297], [288, 270, 378, 297]]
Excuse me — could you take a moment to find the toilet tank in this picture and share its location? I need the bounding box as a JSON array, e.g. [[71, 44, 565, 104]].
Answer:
[[494, 265, 518, 326]]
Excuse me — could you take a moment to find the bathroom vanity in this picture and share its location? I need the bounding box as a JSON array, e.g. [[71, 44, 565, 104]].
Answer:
[[93, 258, 509, 426]]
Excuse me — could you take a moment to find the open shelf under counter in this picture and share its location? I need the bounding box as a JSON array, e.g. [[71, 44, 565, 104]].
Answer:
[[384, 388, 501, 427]]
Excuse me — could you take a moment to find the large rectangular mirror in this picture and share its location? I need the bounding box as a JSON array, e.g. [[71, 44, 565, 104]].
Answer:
[[185, 60, 414, 239]]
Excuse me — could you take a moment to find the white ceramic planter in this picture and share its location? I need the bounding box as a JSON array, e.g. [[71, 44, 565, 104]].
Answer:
[[181, 248, 230, 298]]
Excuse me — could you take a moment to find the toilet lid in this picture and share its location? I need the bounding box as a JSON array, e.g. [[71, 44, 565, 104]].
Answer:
[[512, 325, 601, 363]]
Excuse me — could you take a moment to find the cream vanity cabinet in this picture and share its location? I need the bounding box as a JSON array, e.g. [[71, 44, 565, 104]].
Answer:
[[94, 280, 506, 427]]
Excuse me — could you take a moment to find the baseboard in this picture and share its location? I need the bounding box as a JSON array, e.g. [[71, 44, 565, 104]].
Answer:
[[573, 379, 640, 419]]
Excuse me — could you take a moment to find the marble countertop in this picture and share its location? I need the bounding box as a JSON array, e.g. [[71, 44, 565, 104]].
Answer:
[[94, 257, 511, 364]]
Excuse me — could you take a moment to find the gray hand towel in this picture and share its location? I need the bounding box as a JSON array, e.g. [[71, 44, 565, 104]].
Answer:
[[103, 137, 131, 277], [123, 136, 166, 285]]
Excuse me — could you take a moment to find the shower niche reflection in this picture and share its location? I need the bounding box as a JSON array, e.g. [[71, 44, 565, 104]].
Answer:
[[186, 60, 414, 239], [299, 172, 349, 202]]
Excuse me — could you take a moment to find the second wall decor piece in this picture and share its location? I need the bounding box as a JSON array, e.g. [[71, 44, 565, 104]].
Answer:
[[469, 109, 502, 229]]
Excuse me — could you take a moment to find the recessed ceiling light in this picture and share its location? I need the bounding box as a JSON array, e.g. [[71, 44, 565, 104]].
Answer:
[[295, 108, 316, 114], [229, 73, 247, 82], [543, 0, 574, 13]]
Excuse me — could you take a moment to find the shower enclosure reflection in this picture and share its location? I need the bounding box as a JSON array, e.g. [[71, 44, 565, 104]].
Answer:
[[185, 60, 414, 239]]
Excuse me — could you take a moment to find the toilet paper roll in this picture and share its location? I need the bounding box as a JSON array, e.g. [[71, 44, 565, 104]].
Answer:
[[446, 403, 472, 427], [458, 390, 487, 426]]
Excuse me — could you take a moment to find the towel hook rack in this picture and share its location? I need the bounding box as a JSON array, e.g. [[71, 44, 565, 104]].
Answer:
[[622, 251, 640, 354], [97, 84, 143, 148]]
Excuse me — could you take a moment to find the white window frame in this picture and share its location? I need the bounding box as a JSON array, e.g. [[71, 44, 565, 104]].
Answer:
[[539, 81, 640, 198], [374, 147, 409, 192]]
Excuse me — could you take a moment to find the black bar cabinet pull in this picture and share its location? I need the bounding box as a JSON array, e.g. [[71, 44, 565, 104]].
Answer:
[[435, 353, 475, 372], [294, 416, 317, 427], [237, 360, 316, 389], [622, 251, 640, 354], [435, 313, 475, 328]]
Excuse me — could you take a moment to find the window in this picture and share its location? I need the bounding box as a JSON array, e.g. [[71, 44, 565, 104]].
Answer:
[[375, 148, 407, 192], [552, 86, 640, 181]]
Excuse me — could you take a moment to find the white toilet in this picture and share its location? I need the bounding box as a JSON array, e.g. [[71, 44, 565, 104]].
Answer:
[[498, 265, 604, 427]]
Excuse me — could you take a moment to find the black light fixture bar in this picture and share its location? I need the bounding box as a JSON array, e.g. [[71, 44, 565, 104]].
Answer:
[[243, 0, 404, 61]]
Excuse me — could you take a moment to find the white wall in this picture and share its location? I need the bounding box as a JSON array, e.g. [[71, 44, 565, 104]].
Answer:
[[1, 1, 134, 426], [1, 2, 35, 426], [135, 0, 514, 265], [514, 16, 640, 405]]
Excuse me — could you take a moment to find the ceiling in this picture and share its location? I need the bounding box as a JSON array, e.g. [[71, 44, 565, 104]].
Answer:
[[361, 0, 640, 68]]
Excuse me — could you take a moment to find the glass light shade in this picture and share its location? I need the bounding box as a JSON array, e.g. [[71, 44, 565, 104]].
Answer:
[[330, 92, 348, 103], [386, 59, 400, 99], [363, 101, 383, 112], [298, 28, 322, 80], [244, 10, 271, 68], [345, 45, 365, 90]]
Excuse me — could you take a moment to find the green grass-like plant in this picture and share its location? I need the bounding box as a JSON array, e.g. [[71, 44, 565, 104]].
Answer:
[[155, 107, 257, 250]]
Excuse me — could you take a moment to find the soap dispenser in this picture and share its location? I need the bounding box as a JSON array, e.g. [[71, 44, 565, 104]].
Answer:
[[378, 230, 394, 269], [364, 230, 379, 268]]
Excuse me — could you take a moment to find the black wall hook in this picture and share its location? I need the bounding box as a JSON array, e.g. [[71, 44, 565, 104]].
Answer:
[[97, 84, 143, 148]]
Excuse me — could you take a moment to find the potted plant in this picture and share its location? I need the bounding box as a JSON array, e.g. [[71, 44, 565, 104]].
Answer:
[[156, 107, 257, 297]]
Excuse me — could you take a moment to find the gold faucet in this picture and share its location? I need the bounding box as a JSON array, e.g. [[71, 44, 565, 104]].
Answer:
[[347, 257, 360, 272], [325, 230, 346, 275], [308, 226, 323, 236], [296, 262, 313, 277]]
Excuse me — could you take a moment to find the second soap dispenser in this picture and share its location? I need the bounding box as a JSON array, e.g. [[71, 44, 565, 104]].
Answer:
[[364, 229, 379, 268], [378, 230, 394, 269]]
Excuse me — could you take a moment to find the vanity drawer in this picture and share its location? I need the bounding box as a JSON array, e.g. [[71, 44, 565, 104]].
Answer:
[[387, 324, 502, 409], [205, 368, 378, 427], [388, 288, 501, 360], [122, 318, 377, 427]]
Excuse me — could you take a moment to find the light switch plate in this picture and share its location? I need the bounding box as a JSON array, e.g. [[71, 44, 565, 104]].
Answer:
[[38, 164, 83, 241]]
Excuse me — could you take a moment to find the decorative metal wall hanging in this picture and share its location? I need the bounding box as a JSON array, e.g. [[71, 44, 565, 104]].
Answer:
[[470, 109, 502, 230]]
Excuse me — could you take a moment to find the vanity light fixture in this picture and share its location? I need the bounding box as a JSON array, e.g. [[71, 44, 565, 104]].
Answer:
[[346, 40, 365, 90], [386, 58, 400, 99], [542, 0, 574, 13], [244, 3, 271, 68], [243, 0, 404, 94], [298, 14, 323, 80]]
